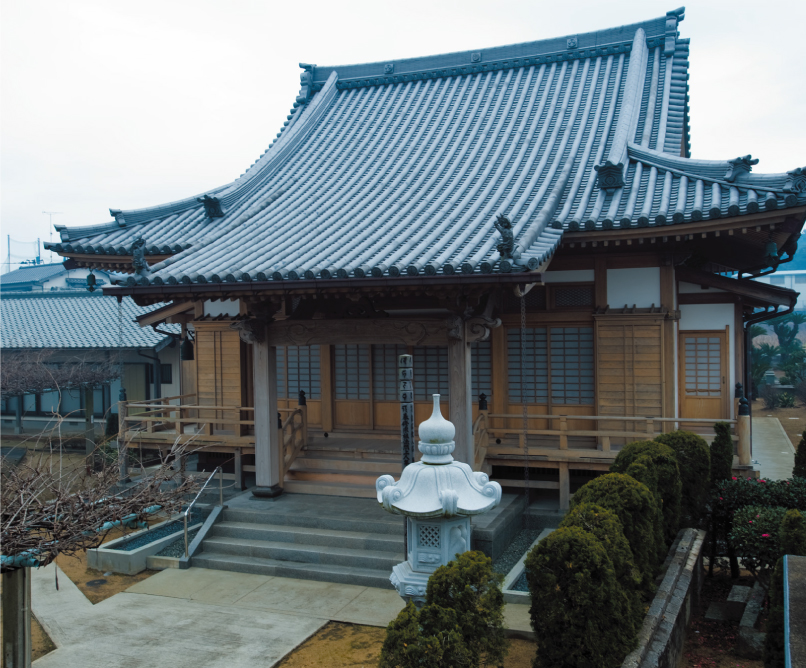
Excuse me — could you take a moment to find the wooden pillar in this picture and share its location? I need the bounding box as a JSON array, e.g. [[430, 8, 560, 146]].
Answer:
[[14, 394, 22, 435], [319, 345, 334, 433], [252, 338, 283, 498], [558, 462, 570, 511], [234, 448, 243, 490], [448, 327, 473, 467], [2, 567, 31, 668], [737, 398, 751, 466], [660, 263, 676, 430], [117, 400, 129, 483]]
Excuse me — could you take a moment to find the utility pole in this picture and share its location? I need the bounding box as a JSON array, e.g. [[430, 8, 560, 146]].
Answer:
[[42, 212, 62, 263]]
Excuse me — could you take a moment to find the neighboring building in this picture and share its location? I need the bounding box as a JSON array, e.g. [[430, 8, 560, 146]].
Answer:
[[44, 9, 804, 508], [1, 292, 180, 435], [753, 243, 806, 311], [0, 262, 110, 294]]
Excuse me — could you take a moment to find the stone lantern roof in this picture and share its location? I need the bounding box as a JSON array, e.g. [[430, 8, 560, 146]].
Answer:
[[376, 395, 502, 518]]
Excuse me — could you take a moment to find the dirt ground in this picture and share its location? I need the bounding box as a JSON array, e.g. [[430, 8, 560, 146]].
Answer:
[[274, 621, 537, 668], [753, 400, 806, 450], [681, 570, 764, 668], [31, 615, 57, 662]]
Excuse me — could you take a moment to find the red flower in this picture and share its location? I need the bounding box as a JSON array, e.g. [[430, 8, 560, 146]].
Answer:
[[762, 534, 770, 538], [732, 476, 737, 480]]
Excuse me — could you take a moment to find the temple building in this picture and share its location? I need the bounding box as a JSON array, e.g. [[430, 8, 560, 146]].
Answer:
[[46, 8, 804, 508]]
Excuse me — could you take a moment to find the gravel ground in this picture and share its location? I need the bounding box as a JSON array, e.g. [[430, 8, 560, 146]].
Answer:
[[156, 527, 202, 557], [492, 529, 544, 577]]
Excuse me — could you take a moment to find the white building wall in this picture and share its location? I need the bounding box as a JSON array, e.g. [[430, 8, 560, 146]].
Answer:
[[204, 299, 240, 317], [679, 303, 736, 418], [754, 270, 806, 310], [606, 267, 661, 308]]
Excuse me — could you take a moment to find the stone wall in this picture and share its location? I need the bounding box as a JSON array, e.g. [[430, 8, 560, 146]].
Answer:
[[622, 528, 706, 668]]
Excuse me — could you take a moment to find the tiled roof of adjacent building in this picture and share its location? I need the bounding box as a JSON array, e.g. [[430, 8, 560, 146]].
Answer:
[[45, 9, 806, 285], [1, 263, 66, 287], [1, 293, 179, 349]]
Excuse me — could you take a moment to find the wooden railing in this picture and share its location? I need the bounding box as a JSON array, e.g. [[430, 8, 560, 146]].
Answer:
[[280, 406, 307, 476], [472, 411, 489, 472]]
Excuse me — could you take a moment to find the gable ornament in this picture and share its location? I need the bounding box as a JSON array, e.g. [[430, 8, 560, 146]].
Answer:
[[724, 155, 758, 183], [230, 319, 265, 345], [130, 237, 149, 276], [197, 195, 224, 219], [594, 160, 625, 193], [296, 63, 316, 106], [783, 166, 806, 193]]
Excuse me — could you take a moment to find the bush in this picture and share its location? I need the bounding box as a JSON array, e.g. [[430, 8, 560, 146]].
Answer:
[[525, 526, 638, 668], [761, 384, 780, 409], [379, 551, 507, 668], [611, 440, 682, 544], [779, 509, 806, 557], [105, 412, 119, 437], [559, 503, 644, 624], [729, 505, 788, 586], [571, 473, 664, 592], [654, 430, 711, 527], [794, 430, 806, 479], [712, 477, 806, 519], [710, 422, 734, 486], [778, 392, 796, 408], [764, 558, 785, 668]]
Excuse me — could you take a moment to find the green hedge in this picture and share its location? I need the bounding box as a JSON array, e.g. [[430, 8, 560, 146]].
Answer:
[[379, 551, 507, 668], [571, 473, 663, 593], [654, 430, 710, 526], [525, 526, 638, 668], [559, 503, 644, 629], [710, 422, 734, 485], [729, 505, 788, 584], [780, 509, 806, 557], [611, 440, 682, 544]]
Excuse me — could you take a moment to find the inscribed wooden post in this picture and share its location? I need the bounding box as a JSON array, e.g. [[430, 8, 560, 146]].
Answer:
[[448, 326, 473, 466], [398, 355, 415, 468]]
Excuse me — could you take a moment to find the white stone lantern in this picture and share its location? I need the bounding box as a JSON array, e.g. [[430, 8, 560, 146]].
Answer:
[[376, 394, 502, 604]]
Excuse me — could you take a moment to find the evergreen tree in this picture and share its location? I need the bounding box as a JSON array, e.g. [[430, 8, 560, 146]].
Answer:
[[710, 422, 734, 486], [654, 430, 711, 526]]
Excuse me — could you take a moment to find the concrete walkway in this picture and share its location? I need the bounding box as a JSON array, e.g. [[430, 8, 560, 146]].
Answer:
[[751, 417, 796, 480], [32, 565, 532, 667]]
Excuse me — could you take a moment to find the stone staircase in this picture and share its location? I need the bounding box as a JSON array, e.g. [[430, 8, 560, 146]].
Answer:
[[192, 495, 406, 589], [282, 435, 404, 498]]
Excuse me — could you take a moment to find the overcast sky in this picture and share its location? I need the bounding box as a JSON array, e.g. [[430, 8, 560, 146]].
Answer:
[[2, 0, 805, 267]]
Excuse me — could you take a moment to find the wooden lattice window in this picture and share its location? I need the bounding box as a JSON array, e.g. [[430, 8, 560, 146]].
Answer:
[[372, 344, 407, 401], [550, 327, 594, 405], [553, 285, 595, 308], [507, 328, 548, 403], [413, 346, 449, 400], [276, 345, 321, 399], [684, 336, 722, 397], [334, 344, 370, 400]]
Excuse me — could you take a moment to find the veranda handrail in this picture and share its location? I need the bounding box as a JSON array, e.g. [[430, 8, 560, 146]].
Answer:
[[485, 413, 737, 424], [184, 466, 223, 558]]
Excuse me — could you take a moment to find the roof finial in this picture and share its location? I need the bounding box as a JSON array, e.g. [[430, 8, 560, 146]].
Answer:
[[594, 160, 625, 192], [725, 155, 759, 182], [783, 166, 806, 193], [197, 195, 224, 218], [296, 63, 316, 106]]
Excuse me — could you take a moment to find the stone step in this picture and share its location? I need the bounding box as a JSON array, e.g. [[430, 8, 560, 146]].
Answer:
[[210, 521, 404, 552], [222, 506, 403, 535], [202, 536, 403, 571], [192, 552, 395, 589], [290, 457, 402, 474]]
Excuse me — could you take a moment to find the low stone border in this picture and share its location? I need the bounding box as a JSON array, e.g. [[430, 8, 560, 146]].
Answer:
[[500, 528, 554, 605], [622, 528, 706, 668]]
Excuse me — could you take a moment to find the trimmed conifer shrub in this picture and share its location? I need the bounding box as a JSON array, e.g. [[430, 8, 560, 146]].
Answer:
[[525, 526, 638, 668], [611, 440, 682, 545], [794, 430, 806, 479], [571, 472, 664, 592], [711, 422, 734, 485], [779, 508, 806, 557], [559, 503, 644, 633], [379, 551, 507, 668], [654, 430, 711, 526]]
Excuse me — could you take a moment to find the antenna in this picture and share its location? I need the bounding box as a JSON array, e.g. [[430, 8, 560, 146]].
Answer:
[[43, 211, 62, 263]]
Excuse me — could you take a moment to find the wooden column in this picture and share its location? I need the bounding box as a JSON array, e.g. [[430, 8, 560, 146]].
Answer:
[[660, 263, 676, 429], [558, 463, 570, 510], [1, 567, 31, 668], [448, 327, 473, 467], [84, 387, 95, 466], [252, 338, 283, 498]]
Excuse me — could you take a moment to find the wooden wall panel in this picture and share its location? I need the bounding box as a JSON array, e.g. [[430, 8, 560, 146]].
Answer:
[[194, 325, 243, 409], [335, 401, 371, 427], [596, 319, 664, 430]]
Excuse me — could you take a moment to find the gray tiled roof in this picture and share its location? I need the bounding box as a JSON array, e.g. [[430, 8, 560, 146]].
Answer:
[[1, 293, 179, 349], [45, 10, 805, 285], [1, 263, 66, 286]]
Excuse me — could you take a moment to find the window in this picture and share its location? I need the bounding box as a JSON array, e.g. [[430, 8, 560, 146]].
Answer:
[[795, 275, 806, 284], [372, 344, 407, 401], [334, 344, 370, 400], [769, 276, 786, 285], [507, 326, 594, 405], [684, 337, 722, 397], [145, 364, 173, 385], [413, 346, 449, 400], [276, 345, 321, 399], [553, 285, 594, 308], [471, 341, 492, 404]]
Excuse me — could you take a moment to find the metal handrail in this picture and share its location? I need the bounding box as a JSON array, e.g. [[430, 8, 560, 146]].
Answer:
[[184, 466, 224, 558]]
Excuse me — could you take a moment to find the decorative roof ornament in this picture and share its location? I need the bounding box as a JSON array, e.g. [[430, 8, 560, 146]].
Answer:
[[664, 7, 685, 56], [566, 36, 578, 49], [197, 195, 224, 219], [594, 160, 625, 193], [724, 155, 759, 183], [384, 63, 395, 74], [131, 237, 149, 276], [109, 209, 126, 227], [296, 63, 316, 106], [783, 167, 806, 193], [493, 214, 516, 261], [86, 271, 97, 293]]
